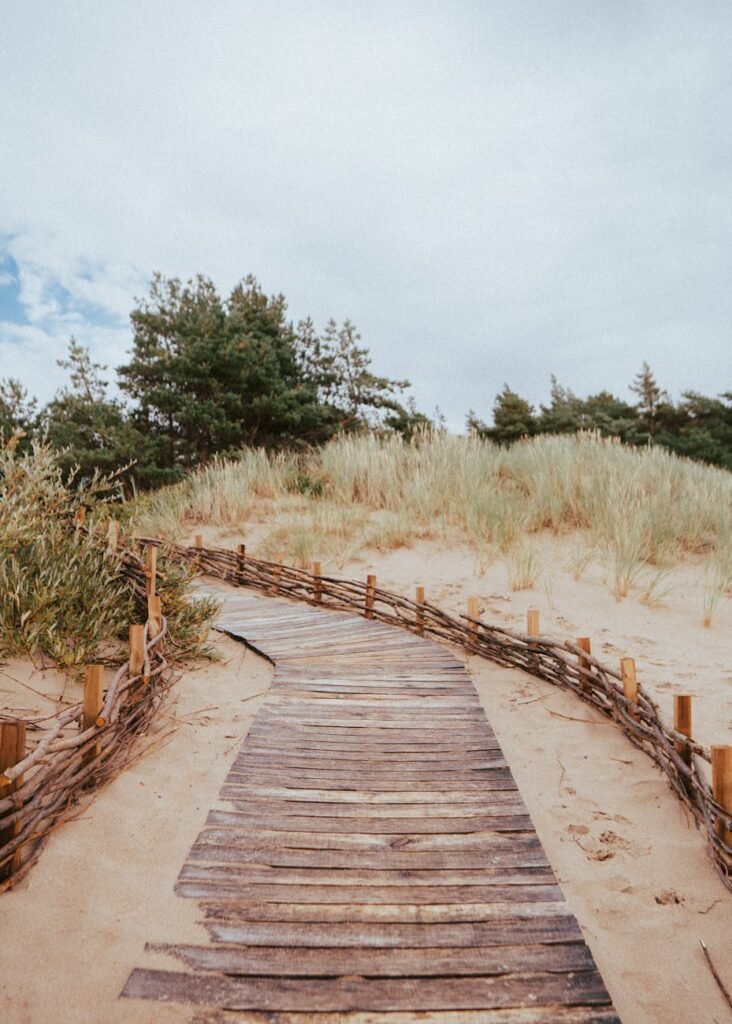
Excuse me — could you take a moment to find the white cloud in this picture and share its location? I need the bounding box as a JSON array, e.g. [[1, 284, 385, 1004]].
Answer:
[[1, 1, 731, 424]]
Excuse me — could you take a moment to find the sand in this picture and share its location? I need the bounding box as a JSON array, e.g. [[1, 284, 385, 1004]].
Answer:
[[0, 634, 272, 1024], [0, 531, 730, 1022]]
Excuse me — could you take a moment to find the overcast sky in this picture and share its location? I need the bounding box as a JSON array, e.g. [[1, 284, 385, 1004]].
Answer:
[[1, 1, 730, 430]]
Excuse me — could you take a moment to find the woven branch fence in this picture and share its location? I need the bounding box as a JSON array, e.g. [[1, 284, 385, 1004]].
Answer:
[[2, 534, 730, 895], [0, 547, 172, 889], [170, 539, 732, 894]]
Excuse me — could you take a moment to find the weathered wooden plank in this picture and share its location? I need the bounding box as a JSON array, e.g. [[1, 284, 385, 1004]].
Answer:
[[248, 720, 495, 737], [274, 665, 472, 675], [187, 843, 549, 870], [274, 672, 475, 682], [255, 703, 480, 714], [146, 1006, 621, 1023], [273, 685, 476, 695], [205, 917, 585, 946], [257, 705, 487, 718], [222, 775, 516, 793], [236, 745, 502, 761], [205, 811, 533, 834], [174, 882, 563, 904], [239, 739, 504, 754], [219, 797, 528, 818], [229, 761, 509, 774], [224, 777, 514, 795], [194, 827, 538, 851], [224, 782, 514, 799], [230, 756, 507, 773], [234, 747, 503, 761], [226, 777, 517, 795], [152, 940, 593, 976], [271, 692, 481, 701], [233, 750, 505, 765], [122, 968, 612, 1011], [198, 899, 572, 923], [252, 715, 490, 729], [179, 863, 553, 888], [226, 782, 518, 798], [215, 786, 520, 803]]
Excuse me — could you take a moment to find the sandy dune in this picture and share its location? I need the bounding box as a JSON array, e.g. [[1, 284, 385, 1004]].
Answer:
[[0, 534, 730, 1022]]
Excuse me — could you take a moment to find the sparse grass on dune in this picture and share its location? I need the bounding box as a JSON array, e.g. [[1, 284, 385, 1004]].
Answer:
[[134, 449, 301, 536], [259, 501, 373, 568], [133, 431, 732, 623]]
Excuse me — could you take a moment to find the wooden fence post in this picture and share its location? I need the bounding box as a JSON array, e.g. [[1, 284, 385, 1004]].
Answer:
[[147, 595, 162, 638], [129, 624, 145, 679], [415, 586, 425, 636], [0, 721, 27, 880], [711, 746, 732, 847], [237, 543, 246, 581], [83, 666, 103, 726], [620, 657, 638, 720], [312, 562, 322, 604], [577, 637, 592, 692], [145, 544, 157, 597], [467, 596, 481, 646], [673, 695, 693, 767], [193, 535, 203, 568], [83, 665, 104, 766], [526, 607, 540, 667], [365, 575, 376, 619]]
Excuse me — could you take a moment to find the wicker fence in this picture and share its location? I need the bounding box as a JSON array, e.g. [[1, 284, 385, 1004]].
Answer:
[[172, 538, 732, 894], [0, 548, 171, 888], [2, 535, 730, 895]]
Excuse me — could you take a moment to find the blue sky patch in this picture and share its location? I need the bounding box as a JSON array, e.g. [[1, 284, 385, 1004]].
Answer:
[[0, 253, 27, 325]]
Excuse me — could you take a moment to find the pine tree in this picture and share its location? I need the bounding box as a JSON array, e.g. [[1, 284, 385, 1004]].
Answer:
[[118, 274, 332, 471], [0, 378, 38, 449], [629, 362, 668, 440], [537, 376, 585, 434], [296, 318, 410, 432], [44, 340, 150, 488], [489, 385, 536, 443]]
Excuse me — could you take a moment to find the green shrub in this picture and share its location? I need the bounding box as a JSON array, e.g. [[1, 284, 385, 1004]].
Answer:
[[0, 440, 217, 671]]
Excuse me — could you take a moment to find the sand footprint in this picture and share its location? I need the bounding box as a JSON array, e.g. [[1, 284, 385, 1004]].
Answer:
[[567, 824, 649, 862]]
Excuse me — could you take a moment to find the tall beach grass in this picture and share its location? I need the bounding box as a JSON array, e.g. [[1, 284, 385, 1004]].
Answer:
[[133, 431, 732, 621]]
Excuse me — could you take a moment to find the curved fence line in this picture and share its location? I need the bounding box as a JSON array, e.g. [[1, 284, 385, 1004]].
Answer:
[[0, 548, 172, 889], [169, 539, 731, 894]]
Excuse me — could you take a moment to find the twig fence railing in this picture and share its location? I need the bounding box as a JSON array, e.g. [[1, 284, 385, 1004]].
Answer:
[[172, 537, 732, 894], [2, 533, 730, 895], [0, 545, 171, 888]]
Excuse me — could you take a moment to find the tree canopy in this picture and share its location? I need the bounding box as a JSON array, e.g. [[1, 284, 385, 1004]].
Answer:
[[467, 367, 732, 470], [1, 273, 421, 489], [1, 271, 729, 483]]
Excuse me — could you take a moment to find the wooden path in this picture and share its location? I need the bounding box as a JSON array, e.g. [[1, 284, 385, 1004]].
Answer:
[[122, 588, 620, 1022]]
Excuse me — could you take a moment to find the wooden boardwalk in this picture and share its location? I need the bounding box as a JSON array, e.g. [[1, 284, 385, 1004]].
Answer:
[[122, 589, 620, 1021]]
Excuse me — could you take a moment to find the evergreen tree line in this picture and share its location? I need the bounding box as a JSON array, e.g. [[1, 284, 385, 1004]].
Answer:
[[0, 272, 730, 487], [0, 274, 428, 490], [468, 369, 732, 469]]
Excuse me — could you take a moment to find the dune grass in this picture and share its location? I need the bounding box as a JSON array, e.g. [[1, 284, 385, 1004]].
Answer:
[[132, 431, 732, 622], [0, 441, 218, 673]]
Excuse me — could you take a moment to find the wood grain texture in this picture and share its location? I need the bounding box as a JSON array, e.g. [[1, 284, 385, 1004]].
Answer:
[[122, 968, 613, 1012], [122, 589, 619, 1021]]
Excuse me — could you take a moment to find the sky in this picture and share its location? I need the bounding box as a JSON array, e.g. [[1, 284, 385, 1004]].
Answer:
[[1, 0, 730, 430]]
